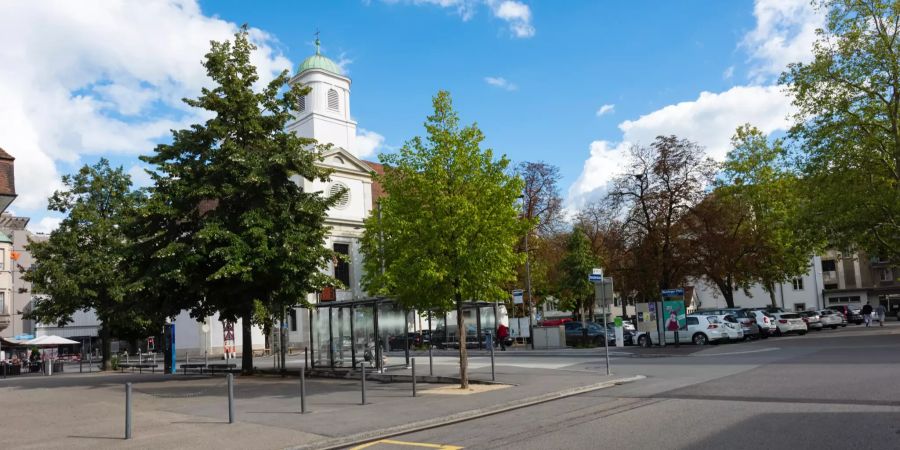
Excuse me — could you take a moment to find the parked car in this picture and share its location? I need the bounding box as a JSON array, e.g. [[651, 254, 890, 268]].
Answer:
[[603, 323, 636, 346], [826, 305, 863, 325], [388, 332, 424, 351], [564, 322, 611, 347], [797, 311, 824, 331], [771, 312, 808, 335], [817, 309, 846, 329], [635, 314, 731, 347], [694, 308, 759, 340], [750, 310, 777, 337], [711, 314, 745, 341]]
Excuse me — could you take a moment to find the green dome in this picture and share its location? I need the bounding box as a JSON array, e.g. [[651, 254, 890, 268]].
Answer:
[[298, 38, 342, 76], [298, 54, 342, 75]]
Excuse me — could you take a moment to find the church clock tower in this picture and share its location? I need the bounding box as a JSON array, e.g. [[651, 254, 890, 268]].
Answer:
[[287, 38, 357, 152]]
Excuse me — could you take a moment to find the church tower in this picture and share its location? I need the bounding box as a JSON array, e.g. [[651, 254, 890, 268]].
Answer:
[[287, 38, 357, 152]]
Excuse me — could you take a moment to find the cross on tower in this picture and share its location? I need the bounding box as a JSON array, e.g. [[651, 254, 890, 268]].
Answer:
[[314, 29, 321, 55]]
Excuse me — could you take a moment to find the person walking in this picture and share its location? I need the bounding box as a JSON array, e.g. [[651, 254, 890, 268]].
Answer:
[[497, 323, 509, 351], [875, 303, 887, 327], [861, 303, 873, 327]]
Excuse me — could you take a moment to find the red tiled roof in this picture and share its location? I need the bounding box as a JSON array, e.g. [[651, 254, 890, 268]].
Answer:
[[364, 160, 386, 203], [0, 147, 15, 196]]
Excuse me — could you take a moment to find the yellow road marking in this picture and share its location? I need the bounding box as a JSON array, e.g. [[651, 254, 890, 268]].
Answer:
[[349, 439, 463, 449]]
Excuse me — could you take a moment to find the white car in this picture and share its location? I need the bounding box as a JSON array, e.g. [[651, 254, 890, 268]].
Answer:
[[711, 314, 744, 341], [635, 314, 730, 346], [750, 310, 778, 337], [817, 309, 845, 329], [771, 312, 808, 335]]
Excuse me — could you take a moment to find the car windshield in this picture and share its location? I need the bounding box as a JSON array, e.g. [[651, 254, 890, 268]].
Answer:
[[722, 315, 738, 323], [705, 316, 720, 324], [781, 313, 800, 319]]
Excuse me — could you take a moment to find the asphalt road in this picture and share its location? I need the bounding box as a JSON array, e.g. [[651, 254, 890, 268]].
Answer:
[[355, 322, 900, 450]]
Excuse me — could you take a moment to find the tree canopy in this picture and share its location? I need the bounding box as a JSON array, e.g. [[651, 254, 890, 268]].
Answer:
[[783, 0, 900, 260], [24, 159, 155, 370], [133, 27, 339, 372], [360, 91, 525, 387]]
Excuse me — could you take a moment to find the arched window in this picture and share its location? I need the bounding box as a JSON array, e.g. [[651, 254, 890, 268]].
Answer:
[[329, 182, 350, 209], [327, 88, 339, 111], [297, 95, 305, 112]]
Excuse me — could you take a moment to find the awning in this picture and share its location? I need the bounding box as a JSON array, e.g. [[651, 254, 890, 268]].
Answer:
[[23, 335, 80, 346]]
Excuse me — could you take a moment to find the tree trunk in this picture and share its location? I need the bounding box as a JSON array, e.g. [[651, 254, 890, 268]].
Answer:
[[767, 282, 778, 308], [100, 326, 112, 371], [242, 304, 254, 375], [455, 290, 468, 389]]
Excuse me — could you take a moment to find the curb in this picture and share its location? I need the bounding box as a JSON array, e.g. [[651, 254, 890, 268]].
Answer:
[[257, 368, 509, 386], [284, 374, 645, 450]]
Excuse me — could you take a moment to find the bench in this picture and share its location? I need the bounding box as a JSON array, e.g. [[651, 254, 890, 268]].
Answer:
[[206, 363, 237, 374], [119, 363, 157, 373], [181, 363, 207, 375]]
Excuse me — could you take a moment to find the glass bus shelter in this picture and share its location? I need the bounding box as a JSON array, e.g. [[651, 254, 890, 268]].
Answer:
[[308, 298, 500, 372]]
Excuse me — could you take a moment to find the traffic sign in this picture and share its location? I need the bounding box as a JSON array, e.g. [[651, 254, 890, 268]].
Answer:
[[661, 288, 684, 297], [589, 268, 604, 283]]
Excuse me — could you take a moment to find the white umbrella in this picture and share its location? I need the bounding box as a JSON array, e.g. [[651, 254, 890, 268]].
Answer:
[[24, 335, 79, 346]]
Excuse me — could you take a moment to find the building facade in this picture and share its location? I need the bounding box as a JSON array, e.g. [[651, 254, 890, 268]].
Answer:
[[0, 148, 16, 338]]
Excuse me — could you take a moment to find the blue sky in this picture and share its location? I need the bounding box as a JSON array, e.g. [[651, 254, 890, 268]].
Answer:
[[0, 0, 821, 232]]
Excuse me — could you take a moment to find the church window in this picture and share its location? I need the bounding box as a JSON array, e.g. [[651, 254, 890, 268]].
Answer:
[[333, 243, 350, 287], [329, 182, 350, 209], [298, 95, 305, 112], [328, 88, 339, 111]]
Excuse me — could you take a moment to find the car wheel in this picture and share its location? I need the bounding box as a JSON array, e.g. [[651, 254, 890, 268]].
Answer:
[[692, 333, 708, 345], [638, 334, 652, 348], [831, 325, 838, 329], [799, 331, 807, 335]]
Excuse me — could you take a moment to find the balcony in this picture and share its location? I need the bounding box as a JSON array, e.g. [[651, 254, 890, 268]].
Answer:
[[822, 270, 839, 285]]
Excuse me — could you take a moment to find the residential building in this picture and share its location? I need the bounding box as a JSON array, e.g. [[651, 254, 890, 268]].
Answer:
[[0, 148, 16, 336], [0, 213, 49, 339]]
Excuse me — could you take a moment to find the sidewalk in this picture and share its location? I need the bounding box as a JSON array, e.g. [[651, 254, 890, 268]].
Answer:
[[0, 355, 641, 449]]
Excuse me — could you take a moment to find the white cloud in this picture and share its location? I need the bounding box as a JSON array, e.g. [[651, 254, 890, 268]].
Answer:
[[30, 217, 63, 234], [567, 85, 794, 210], [723, 65, 735, 80], [484, 76, 517, 91], [0, 0, 291, 213], [127, 164, 154, 189], [353, 129, 386, 159], [381, 0, 535, 38], [596, 104, 615, 117], [742, 0, 825, 81], [489, 1, 535, 38]]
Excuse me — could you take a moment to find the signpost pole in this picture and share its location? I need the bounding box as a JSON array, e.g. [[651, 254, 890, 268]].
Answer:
[[602, 280, 610, 376]]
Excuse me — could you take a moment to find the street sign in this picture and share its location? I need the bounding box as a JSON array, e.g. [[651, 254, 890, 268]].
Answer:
[[661, 288, 684, 297], [512, 289, 524, 304], [589, 268, 603, 282]]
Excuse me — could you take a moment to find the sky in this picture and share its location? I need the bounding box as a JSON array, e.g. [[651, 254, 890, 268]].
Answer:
[[0, 0, 823, 233]]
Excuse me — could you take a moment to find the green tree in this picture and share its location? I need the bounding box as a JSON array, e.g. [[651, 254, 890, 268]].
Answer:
[[556, 227, 599, 329], [133, 28, 339, 373], [782, 0, 900, 260], [721, 125, 816, 306], [24, 160, 157, 370], [360, 91, 524, 388]]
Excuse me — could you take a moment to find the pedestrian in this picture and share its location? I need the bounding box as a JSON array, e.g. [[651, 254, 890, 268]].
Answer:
[[861, 303, 873, 327], [875, 303, 887, 327], [497, 323, 509, 351]]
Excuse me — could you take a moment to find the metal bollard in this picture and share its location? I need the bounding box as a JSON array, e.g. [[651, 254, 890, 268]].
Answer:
[[227, 373, 235, 424], [490, 338, 496, 381], [125, 382, 133, 439], [429, 345, 433, 376], [300, 366, 307, 414], [411, 357, 417, 397], [361, 363, 367, 405]]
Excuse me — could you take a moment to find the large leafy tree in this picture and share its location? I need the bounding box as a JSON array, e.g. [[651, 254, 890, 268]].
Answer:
[[24, 160, 158, 370], [360, 91, 524, 388], [606, 136, 718, 297], [133, 28, 338, 373], [783, 0, 900, 260], [721, 125, 816, 306]]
